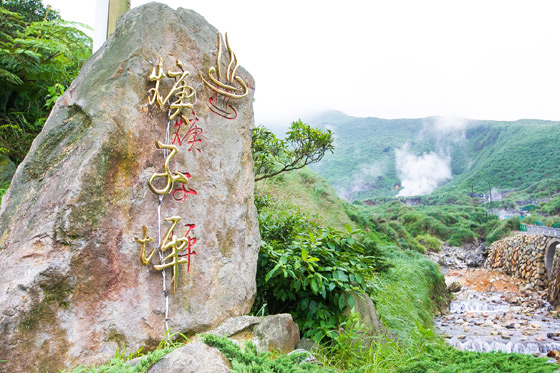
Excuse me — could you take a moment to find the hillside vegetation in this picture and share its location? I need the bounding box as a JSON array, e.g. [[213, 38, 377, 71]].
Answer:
[[252, 167, 556, 371], [308, 111, 560, 203]]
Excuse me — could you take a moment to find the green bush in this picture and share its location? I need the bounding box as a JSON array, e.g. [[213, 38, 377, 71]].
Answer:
[[540, 196, 560, 215], [202, 334, 329, 372], [409, 215, 450, 238], [415, 234, 442, 252], [485, 217, 520, 244], [395, 345, 558, 373], [253, 195, 388, 343], [447, 227, 477, 246]]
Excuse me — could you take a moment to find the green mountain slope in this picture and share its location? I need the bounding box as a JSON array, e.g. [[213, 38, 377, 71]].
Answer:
[[307, 111, 560, 202]]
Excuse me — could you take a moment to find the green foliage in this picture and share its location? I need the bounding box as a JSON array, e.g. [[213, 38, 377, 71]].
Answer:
[[395, 345, 558, 373], [0, 184, 7, 201], [2, 0, 60, 23], [371, 249, 448, 348], [202, 334, 330, 372], [253, 195, 388, 343], [253, 120, 334, 181], [0, 1, 92, 163], [540, 195, 560, 215], [255, 167, 356, 231], [316, 312, 408, 372], [485, 217, 521, 244], [351, 201, 508, 247], [415, 234, 442, 252], [447, 227, 477, 246]]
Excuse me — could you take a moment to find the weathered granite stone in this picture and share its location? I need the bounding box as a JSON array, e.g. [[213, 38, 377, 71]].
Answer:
[[206, 314, 301, 354], [343, 293, 394, 343], [147, 342, 231, 373], [0, 3, 258, 371]]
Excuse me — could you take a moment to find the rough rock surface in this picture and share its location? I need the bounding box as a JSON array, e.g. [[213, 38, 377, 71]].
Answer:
[[206, 314, 300, 354], [147, 342, 231, 373], [0, 3, 258, 372], [426, 243, 488, 270], [485, 234, 557, 292], [343, 293, 394, 342], [546, 244, 560, 306]]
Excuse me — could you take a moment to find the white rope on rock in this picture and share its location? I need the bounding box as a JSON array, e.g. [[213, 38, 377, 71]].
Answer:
[[156, 117, 173, 336]]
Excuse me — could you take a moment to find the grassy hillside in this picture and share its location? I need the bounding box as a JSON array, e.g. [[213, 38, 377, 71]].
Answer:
[[307, 111, 560, 202], [255, 167, 355, 231]]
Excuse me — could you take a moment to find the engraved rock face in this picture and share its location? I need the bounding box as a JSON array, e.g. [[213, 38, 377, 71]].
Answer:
[[0, 3, 259, 371]]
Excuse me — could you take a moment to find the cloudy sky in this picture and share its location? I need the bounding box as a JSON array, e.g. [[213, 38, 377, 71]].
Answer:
[[45, 0, 560, 127]]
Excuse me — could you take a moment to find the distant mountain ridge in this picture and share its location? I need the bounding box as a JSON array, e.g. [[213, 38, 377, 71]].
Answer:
[[307, 111, 560, 202]]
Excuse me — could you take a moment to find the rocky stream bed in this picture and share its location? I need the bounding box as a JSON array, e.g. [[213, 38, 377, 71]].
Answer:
[[430, 244, 560, 360]]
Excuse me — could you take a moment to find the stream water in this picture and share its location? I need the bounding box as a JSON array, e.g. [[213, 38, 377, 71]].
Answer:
[[435, 289, 560, 356], [430, 245, 560, 357]]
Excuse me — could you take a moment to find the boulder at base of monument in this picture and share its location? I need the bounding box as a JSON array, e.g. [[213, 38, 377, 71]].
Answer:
[[0, 3, 259, 371], [206, 314, 301, 354]]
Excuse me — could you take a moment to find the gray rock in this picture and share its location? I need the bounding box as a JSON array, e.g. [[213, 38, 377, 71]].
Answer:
[[148, 342, 231, 373], [296, 338, 319, 352], [343, 293, 395, 345], [253, 314, 301, 353], [0, 3, 258, 371], [207, 314, 300, 354]]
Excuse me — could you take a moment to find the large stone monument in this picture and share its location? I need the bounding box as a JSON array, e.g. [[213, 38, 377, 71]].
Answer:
[[0, 3, 259, 371]]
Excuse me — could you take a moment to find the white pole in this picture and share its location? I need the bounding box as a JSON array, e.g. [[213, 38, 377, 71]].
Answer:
[[93, 0, 110, 52]]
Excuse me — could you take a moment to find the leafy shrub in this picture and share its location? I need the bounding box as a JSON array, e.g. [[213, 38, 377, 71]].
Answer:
[[253, 195, 388, 342], [409, 215, 450, 238], [415, 234, 442, 252], [387, 220, 425, 253], [540, 196, 560, 215], [316, 312, 407, 372], [447, 227, 477, 246], [395, 345, 558, 373], [202, 334, 330, 372], [485, 217, 520, 244], [0, 5, 92, 164]]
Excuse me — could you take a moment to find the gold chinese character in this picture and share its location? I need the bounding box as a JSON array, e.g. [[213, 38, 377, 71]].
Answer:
[[149, 141, 190, 195], [135, 225, 155, 266], [148, 57, 165, 107], [148, 57, 195, 120], [154, 216, 189, 294], [199, 32, 248, 99]]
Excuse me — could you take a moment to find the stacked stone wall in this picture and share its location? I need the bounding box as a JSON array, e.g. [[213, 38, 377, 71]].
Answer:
[[547, 246, 560, 306], [485, 234, 548, 291]]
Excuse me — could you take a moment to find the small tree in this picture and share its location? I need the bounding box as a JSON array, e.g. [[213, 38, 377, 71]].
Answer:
[[252, 119, 334, 181], [0, 2, 91, 163]]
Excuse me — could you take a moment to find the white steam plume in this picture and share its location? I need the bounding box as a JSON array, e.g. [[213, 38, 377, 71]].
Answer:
[[395, 144, 452, 197], [337, 162, 386, 200]]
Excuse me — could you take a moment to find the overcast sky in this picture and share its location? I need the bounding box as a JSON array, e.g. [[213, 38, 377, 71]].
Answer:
[[45, 0, 560, 127]]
